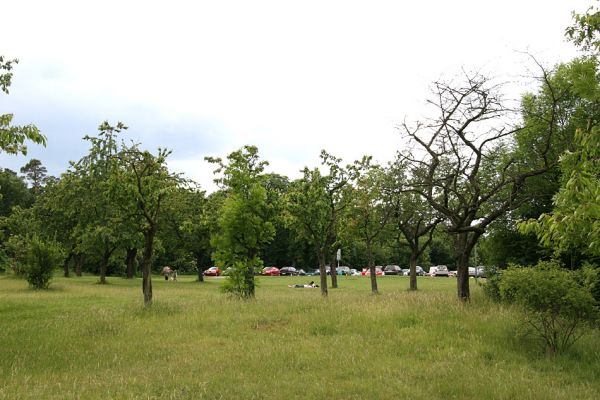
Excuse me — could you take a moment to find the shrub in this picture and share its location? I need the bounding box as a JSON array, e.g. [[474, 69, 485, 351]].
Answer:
[[221, 259, 260, 299], [24, 237, 63, 289], [499, 260, 598, 355], [482, 265, 502, 302], [576, 263, 600, 304]]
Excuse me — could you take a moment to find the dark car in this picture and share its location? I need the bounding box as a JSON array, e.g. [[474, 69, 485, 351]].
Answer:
[[384, 265, 403, 275], [280, 267, 299, 276]]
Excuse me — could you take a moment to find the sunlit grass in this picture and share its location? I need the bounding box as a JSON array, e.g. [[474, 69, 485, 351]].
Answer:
[[1, 273, 599, 399]]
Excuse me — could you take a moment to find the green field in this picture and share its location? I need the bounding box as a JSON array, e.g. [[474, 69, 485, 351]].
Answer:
[[1, 274, 599, 399]]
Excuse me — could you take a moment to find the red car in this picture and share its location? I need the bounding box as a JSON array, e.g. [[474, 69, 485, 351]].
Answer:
[[262, 267, 280, 276], [203, 267, 221, 276], [363, 267, 384, 276]]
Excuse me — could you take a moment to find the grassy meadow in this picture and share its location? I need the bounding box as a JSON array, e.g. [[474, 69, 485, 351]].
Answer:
[[1, 273, 599, 399]]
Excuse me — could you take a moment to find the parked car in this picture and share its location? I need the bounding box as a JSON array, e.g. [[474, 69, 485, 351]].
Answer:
[[384, 265, 403, 275], [298, 269, 307, 276], [448, 270, 457, 277], [468, 266, 487, 278], [203, 266, 221, 276], [306, 269, 320, 276], [336, 266, 351, 276], [280, 267, 299, 276], [430, 265, 449, 277], [364, 267, 384, 276], [262, 267, 280, 276], [350, 268, 361, 276], [402, 266, 427, 276]]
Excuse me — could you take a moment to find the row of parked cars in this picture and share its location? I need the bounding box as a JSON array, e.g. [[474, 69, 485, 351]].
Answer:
[[203, 265, 487, 278]]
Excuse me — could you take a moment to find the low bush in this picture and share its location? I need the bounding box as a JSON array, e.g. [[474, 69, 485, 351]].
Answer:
[[24, 237, 63, 289], [498, 260, 598, 355], [482, 265, 502, 302], [221, 260, 260, 299]]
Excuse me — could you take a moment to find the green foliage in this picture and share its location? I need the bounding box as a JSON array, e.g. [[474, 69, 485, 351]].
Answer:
[[24, 237, 63, 289], [0, 56, 46, 155], [481, 265, 502, 302], [498, 260, 599, 355], [566, 4, 600, 52], [207, 146, 275, 298], [0, 168, 33, 216], [20, 159, 48, 195], [220, 260, 261, 298], [520, 128, 600, 257], [576, 263, 600, 303]]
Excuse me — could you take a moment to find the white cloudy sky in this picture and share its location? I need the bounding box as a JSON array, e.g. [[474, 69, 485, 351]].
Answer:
[[0, 0, 590, 191]]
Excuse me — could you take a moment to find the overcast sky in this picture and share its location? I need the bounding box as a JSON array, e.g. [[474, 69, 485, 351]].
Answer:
[[0, 0, 590, 191]]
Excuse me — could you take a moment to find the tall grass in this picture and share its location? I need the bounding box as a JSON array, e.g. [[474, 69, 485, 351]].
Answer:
[[1, 274, 599, 399]]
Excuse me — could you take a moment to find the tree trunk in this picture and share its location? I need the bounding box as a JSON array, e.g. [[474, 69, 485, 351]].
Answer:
[[63, 251, 73, 278], [125, 248, 137, 279], [75, 254, 83, 277], [455, 233, 471, 301], [329, 252, 338, 289], [318, 250, 328, 297], [409, 251, 418, 291], [245, 261, 255, 298], [367, 241, 378, 294], [99, 248, 110, 284], [197, 256, 204, 282], [142, 225, 156, 306]]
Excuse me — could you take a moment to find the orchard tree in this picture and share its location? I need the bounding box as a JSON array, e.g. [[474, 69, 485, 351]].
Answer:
[[0, 56, 46, 155], [347, 156, 393, 294], [286, 152, 350, 295], [159, 186, 211, 281], [116, 142, 181, 306], [399, 69, 565, 301], [206, 146, 275, 299], [389, 157, 441, 290], [287, 169, 332, 295], [70, 122, 128, 284]]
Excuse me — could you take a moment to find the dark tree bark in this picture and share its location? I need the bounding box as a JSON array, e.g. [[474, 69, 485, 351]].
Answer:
[[367, 241, 378, 294], [125, 247, 137, 279], [329, 251, 338, 289], [196, 260, 204, 282], [318, 250, 328, 297], [75, 254, 84, 277], [98, 246, 116, 285], [141, 224, 156, 306], [62, 251, 73, 278]]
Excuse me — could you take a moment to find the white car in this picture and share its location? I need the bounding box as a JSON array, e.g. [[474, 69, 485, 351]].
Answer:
[[429, 265, 449, 277]]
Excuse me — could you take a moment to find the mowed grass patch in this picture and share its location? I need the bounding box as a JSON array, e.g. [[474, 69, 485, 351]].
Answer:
[[1, 274, 599, 399]]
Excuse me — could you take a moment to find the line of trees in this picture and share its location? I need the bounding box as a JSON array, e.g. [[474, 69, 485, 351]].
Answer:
[[1, 5, 599, 304]]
